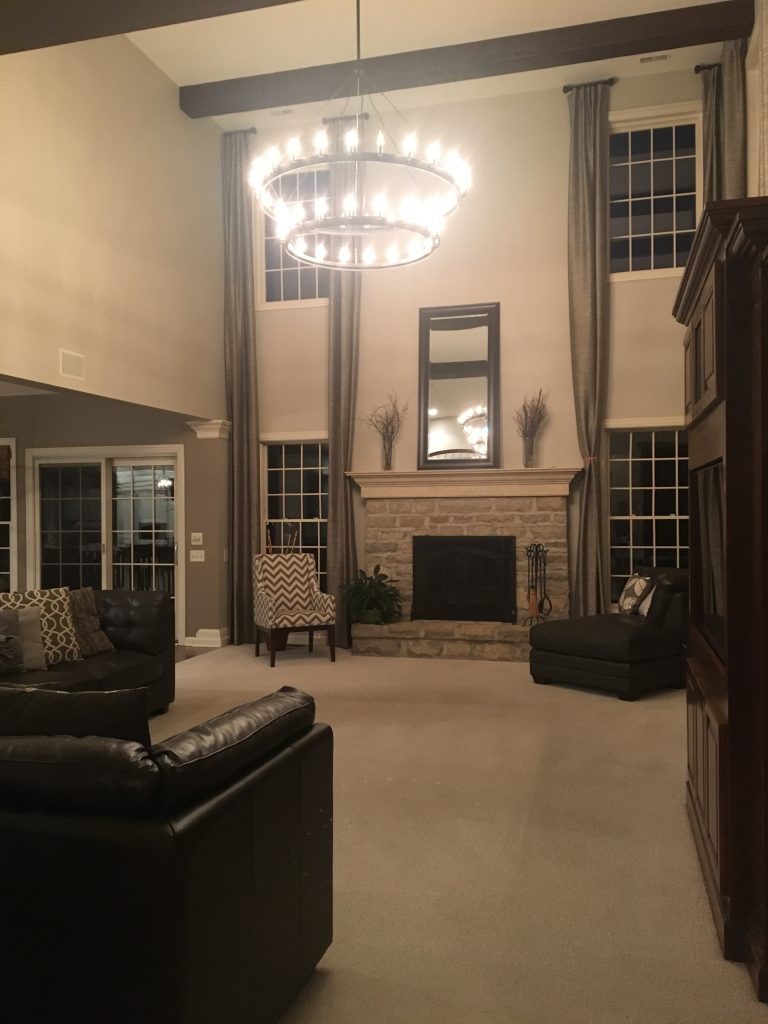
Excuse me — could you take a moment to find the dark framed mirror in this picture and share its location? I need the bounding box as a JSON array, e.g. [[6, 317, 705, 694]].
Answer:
[[418, 302, 500, 469]]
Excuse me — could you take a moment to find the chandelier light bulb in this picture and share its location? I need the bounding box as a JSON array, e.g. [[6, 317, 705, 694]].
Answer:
[[403, 132, 417, 158], [314, 129, 329, 154], [316, 242, 327, 261], [345, 128, 359, 152], [372, 192, 388, 218], [339, 245, 351, 264], [376, 130, 385, 154], [342, 192, 357, 216], [315, 196, 329, 218], [363, 245, 376, 265], [266, 146, 280, 169], [426, 141, 441, 164], [287, 137, 301, 160]]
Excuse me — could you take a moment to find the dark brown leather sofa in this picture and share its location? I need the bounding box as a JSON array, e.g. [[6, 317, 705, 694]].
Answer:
[[16, 590, 175, 714], [0, 686, 333, 1024]]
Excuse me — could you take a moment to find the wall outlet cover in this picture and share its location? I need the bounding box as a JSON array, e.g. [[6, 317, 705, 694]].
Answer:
[[190, 550, 206, 562], [191, 532, 203, 545]]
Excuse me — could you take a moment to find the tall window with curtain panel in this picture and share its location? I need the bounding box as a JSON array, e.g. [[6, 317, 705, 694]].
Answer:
[[262, 170, 330, 303], [609, 105, 701, 276], [265, 442, 329, 592], [606, 428, 689, 602]]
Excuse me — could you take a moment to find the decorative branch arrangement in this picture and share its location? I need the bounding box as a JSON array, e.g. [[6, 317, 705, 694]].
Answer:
[[514, 389, 548, 468], [363, 393, 408, 470]]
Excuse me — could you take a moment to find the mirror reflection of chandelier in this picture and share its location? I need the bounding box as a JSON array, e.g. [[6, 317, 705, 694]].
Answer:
[[247, 0, 470, 271], [458, 404, 488, 456]]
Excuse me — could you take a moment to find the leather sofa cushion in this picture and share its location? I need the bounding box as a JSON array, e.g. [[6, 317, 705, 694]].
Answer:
[[529, 614, 682, 662], [152, 686, 315, 810], [0, 734, 159, 814], [17, 650, 164, 695], [0, 686, 151, 747], [94, 590, 169, 656]]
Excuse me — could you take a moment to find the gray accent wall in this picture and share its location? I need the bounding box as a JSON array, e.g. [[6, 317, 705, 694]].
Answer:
[[0, 393, 229, 641]]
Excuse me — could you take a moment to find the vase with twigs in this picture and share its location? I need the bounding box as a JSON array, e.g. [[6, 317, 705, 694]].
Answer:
[[514, 389, 547, 468], [363, 393, 408, 471]]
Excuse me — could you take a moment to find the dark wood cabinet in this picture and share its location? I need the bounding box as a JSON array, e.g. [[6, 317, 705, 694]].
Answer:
[[673, 198, 768, 1000]]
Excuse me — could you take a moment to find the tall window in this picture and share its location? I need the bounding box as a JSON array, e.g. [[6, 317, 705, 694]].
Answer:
[[264, 170, 330, 303], [0, 444, 11, 593], [607, 429, 689, 603], [609, 122, 697, 273], [265, 442, 329, 591]]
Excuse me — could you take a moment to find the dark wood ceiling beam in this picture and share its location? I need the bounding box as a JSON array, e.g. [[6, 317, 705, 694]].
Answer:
[[0, 0, 300, 56], [180, 0, 754, 118]]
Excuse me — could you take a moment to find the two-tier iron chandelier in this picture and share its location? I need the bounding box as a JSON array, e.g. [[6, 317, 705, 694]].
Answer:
[[248, 0, 470, 271]]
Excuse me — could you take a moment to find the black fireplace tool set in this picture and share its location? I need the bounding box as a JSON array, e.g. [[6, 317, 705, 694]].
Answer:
[[523, 543, 551, 625]]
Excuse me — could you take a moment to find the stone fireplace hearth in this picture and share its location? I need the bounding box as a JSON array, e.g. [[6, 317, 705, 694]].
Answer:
[[348, 468, 579, 661]]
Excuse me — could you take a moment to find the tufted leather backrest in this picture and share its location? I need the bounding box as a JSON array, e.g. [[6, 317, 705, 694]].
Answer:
[[94, 590, 172, 655], [253, 553, 317, 606]]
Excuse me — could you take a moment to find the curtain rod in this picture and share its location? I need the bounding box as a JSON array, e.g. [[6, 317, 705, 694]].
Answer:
[[562, 76, 616, 94], [222, 127, 257, 136], [694, 63, 720, 73]]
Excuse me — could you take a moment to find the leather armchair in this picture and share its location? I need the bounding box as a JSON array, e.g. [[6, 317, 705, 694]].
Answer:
[[0, 686, 333, 1024]]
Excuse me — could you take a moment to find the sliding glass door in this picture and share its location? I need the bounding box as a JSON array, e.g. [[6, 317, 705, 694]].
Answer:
[[111, 462, 175, 595], [31, 449, 182, 638], [39, 463, 102, 590]]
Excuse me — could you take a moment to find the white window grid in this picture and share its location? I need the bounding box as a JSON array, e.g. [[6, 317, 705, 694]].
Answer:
[[0, 440, 13, 593], [609, 121, 697, 273], [607, 428, 689, 604], [263, 170, 331, 304], [265, 442, 329, 592]]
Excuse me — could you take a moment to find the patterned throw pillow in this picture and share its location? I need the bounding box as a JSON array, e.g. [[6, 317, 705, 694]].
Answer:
[[0, 589, 81, 666], [68, 588, 115, 659], [617, 573, 654, 616]]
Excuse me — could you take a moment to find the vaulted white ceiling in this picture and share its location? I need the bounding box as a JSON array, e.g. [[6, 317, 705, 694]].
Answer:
[[126, 0, 724, 128]]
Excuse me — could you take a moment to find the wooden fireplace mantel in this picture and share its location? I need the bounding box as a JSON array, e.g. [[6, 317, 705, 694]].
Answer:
[[347, 468, 581, 500]]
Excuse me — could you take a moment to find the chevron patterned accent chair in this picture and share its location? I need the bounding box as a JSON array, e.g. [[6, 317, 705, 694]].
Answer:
[[253, 553, 336, 667]]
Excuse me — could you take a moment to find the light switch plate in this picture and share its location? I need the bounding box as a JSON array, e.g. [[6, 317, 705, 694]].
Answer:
[[191, 532, 203, 546], [190, 550, 205, 562]]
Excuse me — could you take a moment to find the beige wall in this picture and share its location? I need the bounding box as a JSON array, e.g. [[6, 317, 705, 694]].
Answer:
[[0, 393, 229, 640], [0, 36, 226, 420], [254, 70, 697, 459]]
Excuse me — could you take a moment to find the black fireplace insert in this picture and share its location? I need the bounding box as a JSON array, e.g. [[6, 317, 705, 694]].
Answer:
[[411, 536, 517, 622]]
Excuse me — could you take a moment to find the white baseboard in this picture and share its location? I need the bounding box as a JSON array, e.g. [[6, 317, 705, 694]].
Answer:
[[183, 627, 230, 648]]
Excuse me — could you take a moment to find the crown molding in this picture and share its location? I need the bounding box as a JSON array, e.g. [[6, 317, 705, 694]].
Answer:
[[186, 419, 232, 440]]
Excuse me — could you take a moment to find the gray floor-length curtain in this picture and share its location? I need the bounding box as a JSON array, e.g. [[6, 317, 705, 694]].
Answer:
[[759, 0, 768, 193], [327, 118, 361, 647], [567, 81, 612, 617], [222, 130, 259, 645], [700, 39, 747, 202]]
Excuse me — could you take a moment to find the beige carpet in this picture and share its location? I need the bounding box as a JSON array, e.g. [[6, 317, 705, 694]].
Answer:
[[153, 646, 768, 1024]]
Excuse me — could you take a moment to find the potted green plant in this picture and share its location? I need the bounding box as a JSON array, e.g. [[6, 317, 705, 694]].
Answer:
[[344, 565, 402, 625]]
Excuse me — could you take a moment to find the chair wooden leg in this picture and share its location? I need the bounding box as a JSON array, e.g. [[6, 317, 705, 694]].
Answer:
[[270, 629, 276, 668], [255, 629, 260, 657], [308, 628, 314, 653], [328, 625, 336, 663]]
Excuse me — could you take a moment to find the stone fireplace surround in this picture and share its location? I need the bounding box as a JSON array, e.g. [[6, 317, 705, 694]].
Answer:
[[349, 468, 580, 660]]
